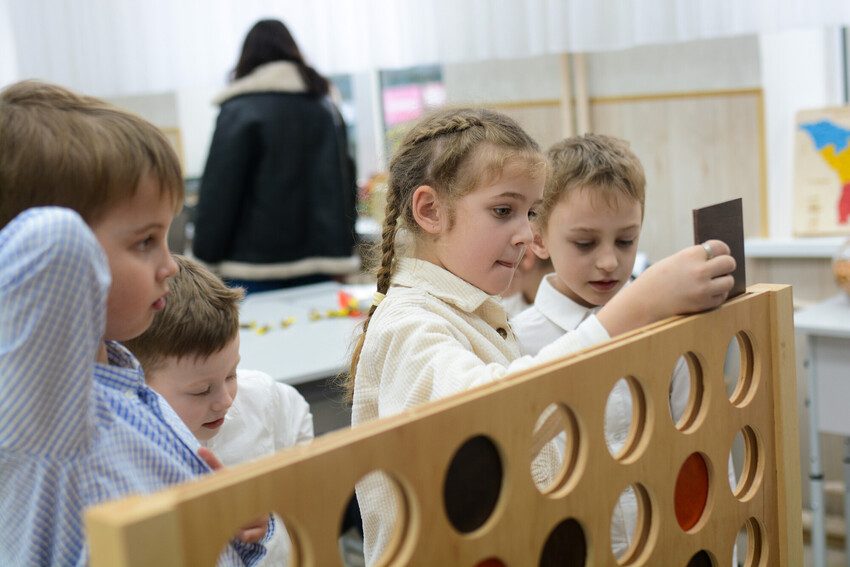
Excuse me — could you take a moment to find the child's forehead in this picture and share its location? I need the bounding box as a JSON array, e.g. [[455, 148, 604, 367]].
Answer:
[[157, 353, 222, 383], [557, 184, 642, 213], [464, 149, 545, 187], [466, 172, 543, 204], [138, 171, 183, 213], [93, 170, 179, 217]]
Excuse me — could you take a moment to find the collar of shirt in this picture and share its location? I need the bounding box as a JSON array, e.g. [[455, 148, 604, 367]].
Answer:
[[96, 341, 146, 391], [391, 257, 510, 333], [533, 274, 599, 332], [98, 340, 205, 454], [391, 257, 500, 313]]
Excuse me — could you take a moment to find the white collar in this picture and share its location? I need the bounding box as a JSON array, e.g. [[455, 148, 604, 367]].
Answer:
[[533, 273, 599, 332]]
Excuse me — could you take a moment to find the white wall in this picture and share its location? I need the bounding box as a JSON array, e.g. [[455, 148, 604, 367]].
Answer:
[[175, 86, 220, 179], [443, 54, 563, 103], [441, 36, 761, 103], [587, 35, 760, 96], [759, 27, 845, 239], [104, 92, 179, 126], [352, 71, 382, 182], [0, 0, 17, 87]]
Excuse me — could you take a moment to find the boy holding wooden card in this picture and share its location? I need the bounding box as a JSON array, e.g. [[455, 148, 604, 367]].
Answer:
[[512, 134, 739, 560]]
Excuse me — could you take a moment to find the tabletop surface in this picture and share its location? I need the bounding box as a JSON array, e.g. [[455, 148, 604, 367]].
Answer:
[[794, 294, 850, 338], [237, 281, 373, 385], [242, 288, 850, 382]]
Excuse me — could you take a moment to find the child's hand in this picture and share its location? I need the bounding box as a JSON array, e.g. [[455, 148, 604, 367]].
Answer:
[[597, 239, 735, 336], [234, 517, 268, 544], [197, 447, 270, 544], [198, 446, 224, 470]]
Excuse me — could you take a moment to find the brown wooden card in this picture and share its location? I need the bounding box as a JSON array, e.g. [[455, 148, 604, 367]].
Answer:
[[693, 197, 747, 298]]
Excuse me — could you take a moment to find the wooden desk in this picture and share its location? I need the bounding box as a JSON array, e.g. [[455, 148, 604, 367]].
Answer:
[[795, 294, 850, 567]]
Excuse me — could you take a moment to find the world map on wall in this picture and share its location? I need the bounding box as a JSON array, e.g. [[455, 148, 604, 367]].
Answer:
[[794, 109, 850, 236], [799, 120, 850, 225]]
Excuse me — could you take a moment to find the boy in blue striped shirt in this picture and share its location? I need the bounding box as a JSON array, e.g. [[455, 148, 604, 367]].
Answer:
[[0, 81, 272, 566]]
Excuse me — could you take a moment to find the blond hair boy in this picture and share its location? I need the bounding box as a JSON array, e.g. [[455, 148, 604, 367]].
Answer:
[[513, 133, 646, 357], [0, 81, 270, 566], [511, 133, 735, 561]]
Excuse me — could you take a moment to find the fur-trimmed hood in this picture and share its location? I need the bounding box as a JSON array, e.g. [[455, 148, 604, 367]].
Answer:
[[194, 61, 359, 281], [213, 61, 306, 106]]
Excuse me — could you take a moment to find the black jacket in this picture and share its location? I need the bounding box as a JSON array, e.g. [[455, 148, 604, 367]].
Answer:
[[193, 61, 359, 280]]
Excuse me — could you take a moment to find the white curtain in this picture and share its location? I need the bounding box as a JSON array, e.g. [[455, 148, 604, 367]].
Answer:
[[5, 0, 850, 96], [0, 0, 18, 87]]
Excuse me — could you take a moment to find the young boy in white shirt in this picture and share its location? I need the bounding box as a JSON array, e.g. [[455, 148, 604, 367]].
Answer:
[[511, 134, 735, 562], [512, 134, 647, 356], [126, 254, 313, 566]]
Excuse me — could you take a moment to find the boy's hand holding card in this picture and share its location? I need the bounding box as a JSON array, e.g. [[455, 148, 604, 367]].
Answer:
[[693, 198, 747, 298]]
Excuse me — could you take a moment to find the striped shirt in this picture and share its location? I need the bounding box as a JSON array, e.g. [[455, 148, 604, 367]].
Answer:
[[0, 208, 268, 566]]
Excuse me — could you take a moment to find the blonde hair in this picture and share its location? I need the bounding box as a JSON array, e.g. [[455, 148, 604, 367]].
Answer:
[[537, 134, 645, 232], [125, 255, 244, 373], [345, 107, 545, 400], [0, 80, 183, 228]]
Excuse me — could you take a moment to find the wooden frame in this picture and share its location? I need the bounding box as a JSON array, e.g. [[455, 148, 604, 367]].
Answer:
[[85, 284, 801, 566]]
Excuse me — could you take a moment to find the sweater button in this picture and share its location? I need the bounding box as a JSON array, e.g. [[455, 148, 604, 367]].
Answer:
[[496, 327, 508, 339]]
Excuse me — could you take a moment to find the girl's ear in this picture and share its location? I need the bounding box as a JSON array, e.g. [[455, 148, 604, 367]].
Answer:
[[530, 230, 550, 260], [411, 185, 443, 234]]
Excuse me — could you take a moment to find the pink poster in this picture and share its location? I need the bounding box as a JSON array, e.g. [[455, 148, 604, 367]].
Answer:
[[383, 85, 424, 126]]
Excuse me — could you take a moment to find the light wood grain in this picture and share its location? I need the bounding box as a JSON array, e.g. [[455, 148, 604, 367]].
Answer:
[[85, 284, 801, 566]]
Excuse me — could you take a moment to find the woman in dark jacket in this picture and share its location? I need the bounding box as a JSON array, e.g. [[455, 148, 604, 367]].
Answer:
[[193, 19, 359, 293]]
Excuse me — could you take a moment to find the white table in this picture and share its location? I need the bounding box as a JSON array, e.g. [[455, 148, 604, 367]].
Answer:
[[795, 294, 850, 567], [238, 282, 372, 385]]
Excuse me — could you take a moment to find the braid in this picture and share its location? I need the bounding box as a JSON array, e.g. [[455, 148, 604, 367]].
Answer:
[[343, 107, 543, 404], [345, 183, 402, 401], [408, 114, 484, 145], [375, 189, 401, 294]]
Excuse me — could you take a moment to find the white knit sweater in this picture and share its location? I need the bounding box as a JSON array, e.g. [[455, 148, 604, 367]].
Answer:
[[351, 258, 610, 564]]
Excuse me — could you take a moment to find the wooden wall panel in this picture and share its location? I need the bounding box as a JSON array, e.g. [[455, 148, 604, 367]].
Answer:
[[590, 91, 765, 261], [490, 100, 566, 155], [493, 90, 765, 265]]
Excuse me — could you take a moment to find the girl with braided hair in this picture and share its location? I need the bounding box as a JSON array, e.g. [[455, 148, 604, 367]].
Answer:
[[346, 107, 735, 564]]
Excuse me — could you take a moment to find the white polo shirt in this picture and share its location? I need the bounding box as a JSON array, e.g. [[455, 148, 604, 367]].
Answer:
[[511, 274, 600, 357]]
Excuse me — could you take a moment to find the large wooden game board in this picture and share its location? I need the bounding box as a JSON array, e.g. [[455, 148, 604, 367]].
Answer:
[[85, 284, 801, 566]]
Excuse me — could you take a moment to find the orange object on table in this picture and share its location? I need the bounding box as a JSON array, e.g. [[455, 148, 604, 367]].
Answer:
[[336, 290, 363, 317]]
